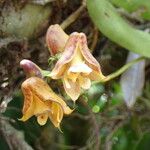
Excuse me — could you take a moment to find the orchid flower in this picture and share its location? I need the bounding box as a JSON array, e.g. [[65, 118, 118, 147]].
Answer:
[[19, 59, 73, 128], [46, 25, 105, 102]]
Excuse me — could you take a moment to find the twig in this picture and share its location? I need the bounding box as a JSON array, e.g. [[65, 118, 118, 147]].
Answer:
[[90, 27, 99, 52], [71, 112, 91, 120], [105, 121, 126, 150], [101, 56, 145, 82], [60, 0, 86, 30], [79, 98, 100, 150], [0, 115, 15, 123], [100, 115, 126, 122], [0, 96, 13, 113], [54, 142, 80, 149], [30, 0, 56, 5]]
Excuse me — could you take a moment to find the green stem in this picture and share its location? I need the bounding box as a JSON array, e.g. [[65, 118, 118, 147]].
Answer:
[[41, 70, 51, 77], [101, 56, 145, 82], [43, 56, 145, 82]]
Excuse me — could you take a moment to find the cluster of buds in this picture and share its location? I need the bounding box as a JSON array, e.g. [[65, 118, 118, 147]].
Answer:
[[19, 24, 105, 129]]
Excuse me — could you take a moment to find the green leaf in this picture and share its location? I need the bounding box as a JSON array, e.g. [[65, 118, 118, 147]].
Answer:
[[135, 132, 150, 150], [87, 0, 150, 58], [110, 0, 150, 20], [112, 124, 139, 150]]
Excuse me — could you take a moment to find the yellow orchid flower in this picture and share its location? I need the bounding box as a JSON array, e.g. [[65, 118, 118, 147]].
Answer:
[[20, 77, 73, 128], [46, 25, 105, 102]]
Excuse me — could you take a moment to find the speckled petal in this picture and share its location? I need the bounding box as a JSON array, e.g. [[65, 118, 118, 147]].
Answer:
[[37, 113, 48, 126], [21, 81, 33, 114], [19, 81, 35, 122]]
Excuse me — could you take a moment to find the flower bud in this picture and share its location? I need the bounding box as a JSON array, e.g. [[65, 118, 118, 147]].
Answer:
[[46, 24, 69, 55], [20, 59, 42, 78]]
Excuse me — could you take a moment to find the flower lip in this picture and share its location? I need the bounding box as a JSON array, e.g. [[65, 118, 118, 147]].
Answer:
[[68, 63, 92, 74]]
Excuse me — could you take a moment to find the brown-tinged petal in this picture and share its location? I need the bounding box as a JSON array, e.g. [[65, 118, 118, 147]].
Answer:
[[63, 79, 80, 101], [37, 113, 49, 126], [69, 42, 83, 65], [21, 81, 34, 116], [19, 85, 34, 121], [78, 75, 91, 90], [26, 77, 73, 115], [46, 24, 69, 55], [80, 33, 101, 73], [50, 32, 80, 79], [20, 80, 51, 121], [20, 59, 42, 78]]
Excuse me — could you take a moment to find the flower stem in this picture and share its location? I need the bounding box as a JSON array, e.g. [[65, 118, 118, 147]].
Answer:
[[101, 56, 145, 82]]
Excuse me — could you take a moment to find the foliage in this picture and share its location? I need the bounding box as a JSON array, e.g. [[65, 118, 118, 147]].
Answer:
[[87, 0, 150, 57]]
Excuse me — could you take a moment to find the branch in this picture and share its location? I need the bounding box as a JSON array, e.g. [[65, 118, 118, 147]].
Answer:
[[79, 98, 100, 149], [60, 0, 86, 30], [101, 56, 145, 82]]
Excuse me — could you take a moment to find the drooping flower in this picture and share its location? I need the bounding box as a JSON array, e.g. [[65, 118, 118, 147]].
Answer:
[[20, 77, 73, 128], [47, 27, 105, 101], [19, 59, 73, 128]]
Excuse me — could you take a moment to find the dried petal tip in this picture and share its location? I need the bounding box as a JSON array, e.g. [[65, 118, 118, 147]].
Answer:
[[46, 24, 69, 55], [20, 59, 42, 78]]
